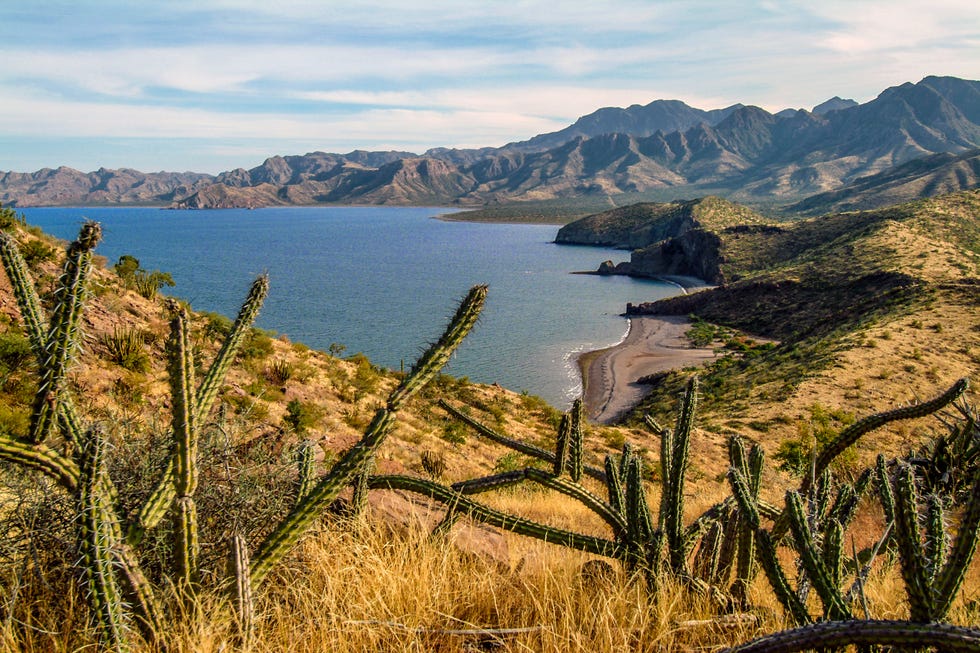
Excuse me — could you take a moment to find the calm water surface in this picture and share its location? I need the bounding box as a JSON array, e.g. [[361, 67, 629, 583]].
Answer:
[[18, 206, 678, 408]]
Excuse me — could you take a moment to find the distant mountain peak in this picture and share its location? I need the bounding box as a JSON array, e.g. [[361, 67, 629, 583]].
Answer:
[[812, 96, 858, 115]]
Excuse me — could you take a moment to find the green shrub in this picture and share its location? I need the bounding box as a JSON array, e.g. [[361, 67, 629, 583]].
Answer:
[[19, 239, 57, 269], [0, 330, 33, 375], [283, 398, 322, 435], [113, 254, 175, 299], [239, 328, 275, 360]]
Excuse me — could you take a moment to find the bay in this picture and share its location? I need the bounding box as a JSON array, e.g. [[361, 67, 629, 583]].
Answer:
[[17, 206, 679, 408]]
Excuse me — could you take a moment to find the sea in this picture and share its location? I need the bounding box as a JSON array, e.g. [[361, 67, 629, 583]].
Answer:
[[16, 206, 680, 408]]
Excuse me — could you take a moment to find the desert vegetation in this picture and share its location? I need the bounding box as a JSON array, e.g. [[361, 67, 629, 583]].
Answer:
[[0, 209, 978, 651]]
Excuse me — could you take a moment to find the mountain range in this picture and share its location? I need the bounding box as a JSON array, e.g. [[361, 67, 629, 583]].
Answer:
[[2, 76, 979, 211]]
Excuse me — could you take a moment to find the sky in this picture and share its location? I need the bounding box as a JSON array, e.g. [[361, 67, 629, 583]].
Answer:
[[1, 0, 979, 174]]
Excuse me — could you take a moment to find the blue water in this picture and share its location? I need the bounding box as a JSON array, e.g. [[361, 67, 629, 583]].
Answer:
[[17, 206, 678, 408]]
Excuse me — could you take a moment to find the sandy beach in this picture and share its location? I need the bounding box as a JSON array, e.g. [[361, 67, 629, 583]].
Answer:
[[579, 315, 718, 424]]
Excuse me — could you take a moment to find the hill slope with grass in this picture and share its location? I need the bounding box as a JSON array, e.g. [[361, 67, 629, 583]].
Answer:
[[621, 190, 978, 469]]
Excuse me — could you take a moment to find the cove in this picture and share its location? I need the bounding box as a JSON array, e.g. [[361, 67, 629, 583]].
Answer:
[[17, 206, 680, 408]]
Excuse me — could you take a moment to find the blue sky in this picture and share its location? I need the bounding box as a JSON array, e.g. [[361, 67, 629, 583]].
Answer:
[[2, 1, 978, 174]]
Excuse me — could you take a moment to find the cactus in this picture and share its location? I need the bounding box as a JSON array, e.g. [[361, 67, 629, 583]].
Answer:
[[167, 304, 200, 596], [398, 376, 729, 598], [0, 226, 489, 645], [726, 434, 764, 605], [127, 276, 269, 547], [437, 398, 607, 482]]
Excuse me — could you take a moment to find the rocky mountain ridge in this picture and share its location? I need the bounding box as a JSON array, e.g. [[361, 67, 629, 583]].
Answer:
[[2, 76, 979, 210]]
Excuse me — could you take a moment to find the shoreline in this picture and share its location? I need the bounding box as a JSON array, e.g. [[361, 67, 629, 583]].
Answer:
[[578, 315, 718, 424]]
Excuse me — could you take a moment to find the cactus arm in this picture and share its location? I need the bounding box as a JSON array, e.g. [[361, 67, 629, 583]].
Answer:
[[387, 285, 486, 409], [0, 231, 48, 354], [785, 491, 851, 621], [227, 534, 253, 645], [524, 468, 627, 537], [722, 620, 980, 653], [111, 544, 165, 646], [0, 434, 80, 490], [195, 275, 268, 423], [126, 462, 176, 547], [891, 463, 935, 621], [756, 529, 812, 626], [367, 474, 620, 558], [167, 306, 200, 595], [568, 399, 584, 482], [663, 377, 698, 573], [923, 493, 947, 586], [875, 454, 896, 525], [802, 378, 968, 499], [934, 456, 980, 618], [604, 455, 625, 517], [350, 456, 373, 519], [451, 470, 528, 494], [625, 456, 654, 549], [250, 286, 486, 587], [76, 428, 128, 651], [251, 404, 396, 585], [296, 440, 316, 504], [822, 519, 844, 593], [438, 399, 607, 483], [31, 222, 101, 444], [553, 413, 570, 477]]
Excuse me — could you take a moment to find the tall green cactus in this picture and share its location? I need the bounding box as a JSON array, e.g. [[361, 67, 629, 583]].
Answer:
[[662, 376, 698, 574], [76, 426, 128, 652], [884, 457, 980, 622], [31, 222, 102, 444]]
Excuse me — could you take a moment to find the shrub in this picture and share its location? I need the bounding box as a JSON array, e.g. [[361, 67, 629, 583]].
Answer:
[[0, 329, 33, 375], [283, 398, 322, 435], [100, 326, 150, 373], [113, 254, 175, 299], [19, 239, 57, 269]]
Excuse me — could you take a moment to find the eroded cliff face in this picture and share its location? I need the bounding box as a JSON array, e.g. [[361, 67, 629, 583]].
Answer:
[[626, 229, 726, 283]]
